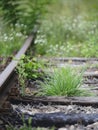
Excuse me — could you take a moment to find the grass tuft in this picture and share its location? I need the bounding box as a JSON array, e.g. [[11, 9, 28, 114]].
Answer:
[[39, 67, 86, 96]]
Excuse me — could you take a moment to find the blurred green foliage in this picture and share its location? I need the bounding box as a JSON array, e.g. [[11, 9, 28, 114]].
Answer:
[[0, 0, 19, 25], [0, 0, 54, 34], [1, 0, 98, 57], [0, 0, 55, 57], [34, 0, 98, 57]]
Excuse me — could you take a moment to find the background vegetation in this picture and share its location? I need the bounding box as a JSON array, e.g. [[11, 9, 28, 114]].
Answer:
[[0, 0, 53, 57], [0, 0, 98, 57], [35, 0, 98, 57]]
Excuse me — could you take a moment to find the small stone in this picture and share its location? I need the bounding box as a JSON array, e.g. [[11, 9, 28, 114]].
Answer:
[[76, 125, 84, 130], [69, 125, 75, 130], [67, 105, 73, 111], [58, 127, 67, 130], [86, 111, 90, 114], [0, 120, 3, 124], [87, 122, 98, 128], [25, 88, 31, 94]]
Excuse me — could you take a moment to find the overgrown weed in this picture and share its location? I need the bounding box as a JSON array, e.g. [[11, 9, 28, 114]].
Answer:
[[39, 67, 87, 96], [16, 55, 45, 95]]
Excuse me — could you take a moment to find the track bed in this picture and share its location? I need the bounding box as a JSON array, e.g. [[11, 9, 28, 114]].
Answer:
[[0, 34, 98, 130]]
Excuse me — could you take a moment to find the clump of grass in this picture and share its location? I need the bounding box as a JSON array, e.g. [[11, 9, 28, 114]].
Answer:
[[39, 67, 85, 96]]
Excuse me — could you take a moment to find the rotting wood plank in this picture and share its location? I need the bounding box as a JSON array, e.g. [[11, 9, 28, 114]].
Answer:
[[15, 109, 98, 127], [84, 72, 98, 77], [45, 57, 98, 62], [10, 96, 98, 106]]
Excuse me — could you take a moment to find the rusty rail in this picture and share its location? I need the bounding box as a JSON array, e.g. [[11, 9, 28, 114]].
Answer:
[[0, 27, 38, 110]]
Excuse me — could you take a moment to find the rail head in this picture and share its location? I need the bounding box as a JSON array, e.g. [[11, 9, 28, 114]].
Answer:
[[0, 34, 34, 87]]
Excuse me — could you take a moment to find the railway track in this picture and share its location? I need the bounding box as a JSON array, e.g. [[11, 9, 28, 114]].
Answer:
[[0, 26, 38, 112], [1, 29, 98, 129]]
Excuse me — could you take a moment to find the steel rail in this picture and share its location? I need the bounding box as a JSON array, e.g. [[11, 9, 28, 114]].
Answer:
[[0, 27, 38, 109]]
